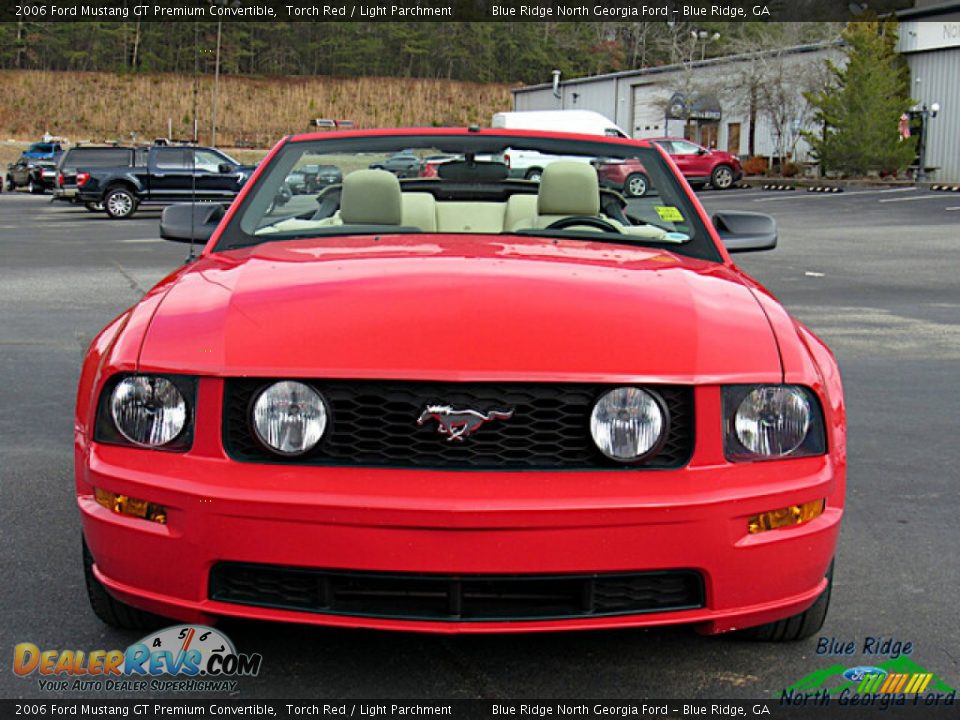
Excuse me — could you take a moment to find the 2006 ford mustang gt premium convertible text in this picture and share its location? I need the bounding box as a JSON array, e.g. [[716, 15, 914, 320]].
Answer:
[[76, 128, 844, 640]]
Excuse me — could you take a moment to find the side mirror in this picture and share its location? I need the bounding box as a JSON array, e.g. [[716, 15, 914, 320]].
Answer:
[[160, 203, 225, 243], [713, 211, 777, 253], [697, 148, 709, 155], [218, 163, 236, 174]]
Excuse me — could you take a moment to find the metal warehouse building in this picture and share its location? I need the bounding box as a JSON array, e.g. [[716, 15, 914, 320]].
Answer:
[[513, 7, 960, 182], [512, 42, 844, 164], [898, 3, 960, 182]]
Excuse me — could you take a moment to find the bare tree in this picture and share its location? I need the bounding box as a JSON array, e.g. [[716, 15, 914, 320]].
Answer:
[[722, 23, 842, 158]]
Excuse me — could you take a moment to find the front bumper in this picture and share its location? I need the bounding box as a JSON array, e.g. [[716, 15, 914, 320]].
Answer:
[[78, 437, 843, 634]]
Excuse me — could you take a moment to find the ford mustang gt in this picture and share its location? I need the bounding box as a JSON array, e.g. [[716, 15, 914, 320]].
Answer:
[[76, 128, 844, 639]]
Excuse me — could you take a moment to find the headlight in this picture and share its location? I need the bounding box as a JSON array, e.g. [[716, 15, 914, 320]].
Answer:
[[723, 385, 826, 460], [589, 387, 667, 462], [252, 381, 328, 456], [110, 376, 187, 447]]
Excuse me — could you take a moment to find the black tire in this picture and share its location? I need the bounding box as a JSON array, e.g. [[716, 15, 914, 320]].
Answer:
[[710, 164, 735, 190], [524, 168, 543, 182], [5, 175, 14, 192], [104, 187, 138, 219], [624, 172, 649, 198], [737, 561, 834, 642], [84, 202, 104, 213], [28, 178, 44, 194], [82, 537, 164, 630]]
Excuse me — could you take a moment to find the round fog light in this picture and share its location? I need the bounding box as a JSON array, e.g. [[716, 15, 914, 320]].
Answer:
[[252, 381, 328, 456], [590, 387, 666, 462]]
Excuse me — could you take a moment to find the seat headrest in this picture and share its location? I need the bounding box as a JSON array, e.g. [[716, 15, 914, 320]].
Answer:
[[340, 169, 402, 225], [537, 161, 600, 216]]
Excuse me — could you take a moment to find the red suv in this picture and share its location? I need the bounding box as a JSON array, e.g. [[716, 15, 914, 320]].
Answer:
[[650, 138, 742, 191]]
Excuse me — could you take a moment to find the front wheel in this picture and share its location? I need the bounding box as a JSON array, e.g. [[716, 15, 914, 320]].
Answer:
[[524, 168, 543, 182], [623, 172, 649, 197], [737, 561, 834, 642], [710, 164, 735, 190], [104, 187, 138, 219], [5, 175, 14, 192], [83, 538, 163, 630]]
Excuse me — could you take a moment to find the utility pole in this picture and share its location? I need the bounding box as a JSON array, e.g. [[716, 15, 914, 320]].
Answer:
[[211, 21, 222, 147], [192, 22, 199, 144]]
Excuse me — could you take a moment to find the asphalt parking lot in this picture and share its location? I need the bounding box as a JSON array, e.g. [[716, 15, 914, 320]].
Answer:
[[1, 187, 958, 701]]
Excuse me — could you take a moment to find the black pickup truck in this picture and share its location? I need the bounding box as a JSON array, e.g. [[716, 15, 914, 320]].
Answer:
[[76, 145, 256, 218]]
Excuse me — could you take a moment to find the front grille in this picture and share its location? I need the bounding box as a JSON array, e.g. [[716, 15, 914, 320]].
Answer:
[[209, 563, 705, 621], [223, 380, 693, 470]]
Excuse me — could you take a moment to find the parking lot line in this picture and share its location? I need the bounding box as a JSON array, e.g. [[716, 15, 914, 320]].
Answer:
[[946, 207, 959, 211], [878, 194, 958, 203], [699, 191, 773, 200], [751, 187, 918, 203]]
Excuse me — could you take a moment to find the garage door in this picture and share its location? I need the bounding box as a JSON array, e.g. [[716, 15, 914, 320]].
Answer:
[[631, 84, 667, 139]]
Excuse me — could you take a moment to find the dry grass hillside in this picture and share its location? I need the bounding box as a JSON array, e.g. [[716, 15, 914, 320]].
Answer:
[[0, 70, 514, 150]]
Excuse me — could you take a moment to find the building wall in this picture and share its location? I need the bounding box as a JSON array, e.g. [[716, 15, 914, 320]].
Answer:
[[900, 13, 960, 182], [512, 46, 844, 163]]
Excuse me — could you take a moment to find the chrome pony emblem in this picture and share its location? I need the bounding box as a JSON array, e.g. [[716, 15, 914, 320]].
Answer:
[[416, 405, 515, 442]]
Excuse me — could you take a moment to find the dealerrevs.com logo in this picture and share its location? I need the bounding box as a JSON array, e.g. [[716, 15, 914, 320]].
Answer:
[[13, 625, 262, 692]]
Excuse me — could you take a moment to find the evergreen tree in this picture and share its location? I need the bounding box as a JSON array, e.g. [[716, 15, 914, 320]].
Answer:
[[804, 20, 916, 175]]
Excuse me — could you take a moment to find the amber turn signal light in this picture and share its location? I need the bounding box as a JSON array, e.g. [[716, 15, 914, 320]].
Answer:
[[94, 488, 167, 524], [748, 499, 825, 534]]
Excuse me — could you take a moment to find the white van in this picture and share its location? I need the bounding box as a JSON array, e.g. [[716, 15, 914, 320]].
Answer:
[[490, 110, 629, 181], [491, 110, 628, 139]]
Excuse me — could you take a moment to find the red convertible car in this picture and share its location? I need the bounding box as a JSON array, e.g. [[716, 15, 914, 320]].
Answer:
[[76, 128, 844, 640]]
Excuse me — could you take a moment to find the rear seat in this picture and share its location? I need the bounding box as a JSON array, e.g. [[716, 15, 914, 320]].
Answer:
[[401, 193, 437, 231], [401, 192, 537, 233], [265, 190, 665, 241]]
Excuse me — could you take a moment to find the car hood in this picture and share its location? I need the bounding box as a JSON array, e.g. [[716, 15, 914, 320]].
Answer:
[[138, 236, 781, 382], [713, 150, 740, 164]]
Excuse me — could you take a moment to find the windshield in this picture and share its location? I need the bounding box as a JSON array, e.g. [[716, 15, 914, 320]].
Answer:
[[28, 143, 55, 154], [217, 133, 719, 262]]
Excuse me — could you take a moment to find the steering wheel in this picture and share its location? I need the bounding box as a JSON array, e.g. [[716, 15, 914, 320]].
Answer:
[[545, 216, 621, 233]]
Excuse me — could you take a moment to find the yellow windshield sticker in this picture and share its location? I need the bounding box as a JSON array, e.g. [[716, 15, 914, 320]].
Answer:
[[654, 206, 684, 222]]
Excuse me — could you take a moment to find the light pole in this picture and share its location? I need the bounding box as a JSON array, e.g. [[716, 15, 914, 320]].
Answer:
[[914, 101, 940, 183], [690, 30, 721, 61]]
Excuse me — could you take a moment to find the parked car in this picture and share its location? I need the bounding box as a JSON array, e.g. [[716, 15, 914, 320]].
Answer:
[[418, 154, 460, 178], [285, 164, 342, 194], [55, 145, 148, 210], [649, 137, 743, 190], [78, 128, 844, 642], [76, 145, 255, 218], [5, 158, 58, 193], [492, 109, 628, 138], [21, 141, 65, 162], [594, 158, 652, 197], [489, 111, 634, 186], [369, 149, 423, 178]]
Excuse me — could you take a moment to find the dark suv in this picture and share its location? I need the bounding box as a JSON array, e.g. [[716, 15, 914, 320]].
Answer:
[[55, 146, 146, 210]]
